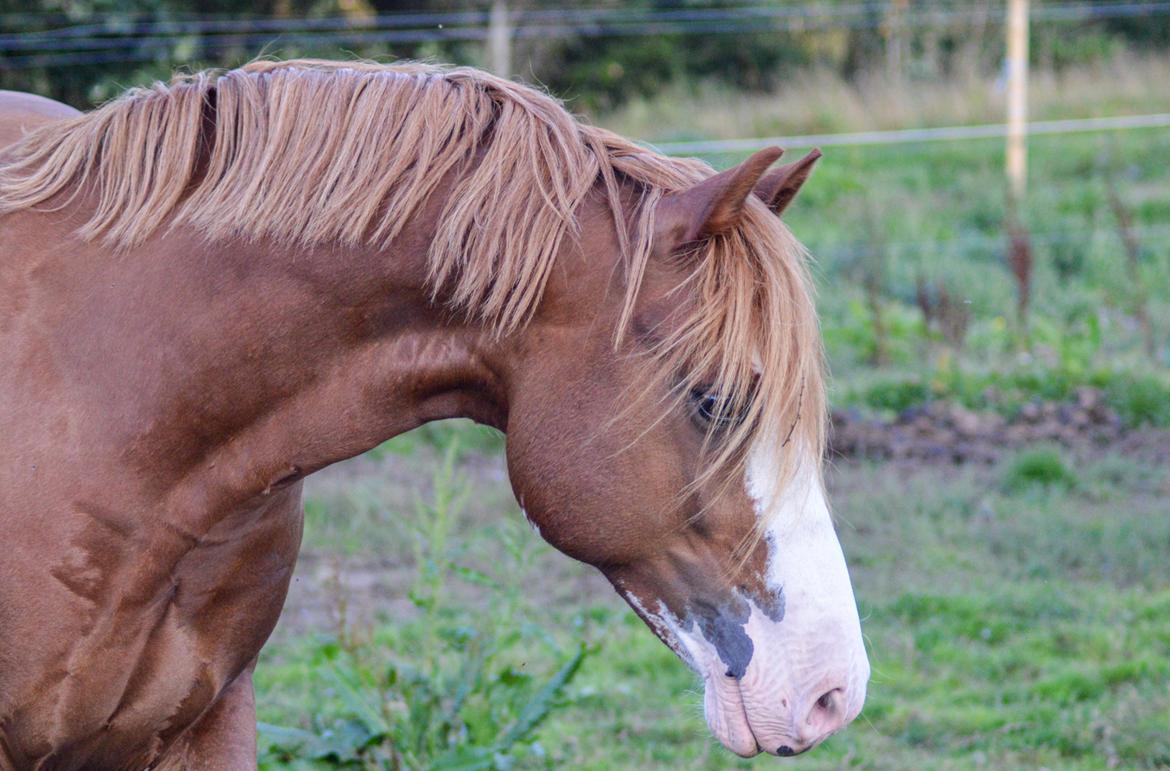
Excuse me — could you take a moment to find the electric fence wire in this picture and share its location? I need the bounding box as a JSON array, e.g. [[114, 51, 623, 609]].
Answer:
[[3, 1, 1170, 69]]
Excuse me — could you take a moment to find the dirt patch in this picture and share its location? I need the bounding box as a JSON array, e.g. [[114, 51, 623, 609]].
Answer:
[[829, 387, 1170, 464]]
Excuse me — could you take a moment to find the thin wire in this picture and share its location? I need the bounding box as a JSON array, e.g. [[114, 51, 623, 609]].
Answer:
[[6, 0, 1167, 42], [3, 1, 1169, 68], [650, 114, 1170, 155], [814, 223, 1170, 263]]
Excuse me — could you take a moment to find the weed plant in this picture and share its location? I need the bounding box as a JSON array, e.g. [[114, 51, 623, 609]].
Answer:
[[258, 440, 590, 770]]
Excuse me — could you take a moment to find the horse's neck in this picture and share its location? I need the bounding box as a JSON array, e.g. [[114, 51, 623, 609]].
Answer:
[[167, 234, 513, 498], [8, 213, 511, 509]]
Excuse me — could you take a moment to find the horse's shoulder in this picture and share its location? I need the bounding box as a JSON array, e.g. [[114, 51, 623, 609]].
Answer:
[[0, 90, 81, 150]]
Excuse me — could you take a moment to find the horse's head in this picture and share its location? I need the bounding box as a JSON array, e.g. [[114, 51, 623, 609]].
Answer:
[[504, 147, 868, 757]]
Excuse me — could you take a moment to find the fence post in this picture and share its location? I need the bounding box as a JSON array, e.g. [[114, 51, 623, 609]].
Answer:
[[885, 0, 909, 80], [489, 0, 512, 79], [1006, 0, 1029, 202]]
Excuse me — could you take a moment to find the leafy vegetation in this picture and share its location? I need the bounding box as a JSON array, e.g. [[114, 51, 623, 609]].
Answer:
[[7, 0, 1170, 110], [259, 440, 590, 769]]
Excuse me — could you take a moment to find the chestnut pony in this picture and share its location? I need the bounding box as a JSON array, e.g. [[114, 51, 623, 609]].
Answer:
[[0, 61, 867, 769]]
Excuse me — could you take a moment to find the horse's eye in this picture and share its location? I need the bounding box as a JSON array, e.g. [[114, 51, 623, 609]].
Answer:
[[689, 388, 741, 428]]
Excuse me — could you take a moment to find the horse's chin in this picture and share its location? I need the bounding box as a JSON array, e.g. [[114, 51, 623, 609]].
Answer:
[[702, 670, 763, 757], [618, 588, 868, 758]]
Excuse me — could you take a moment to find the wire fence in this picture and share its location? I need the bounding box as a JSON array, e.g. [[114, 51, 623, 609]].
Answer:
[[650, 113, 1170, 155], [817, 223, 1170, 262], [3, 0, 1170, 69]]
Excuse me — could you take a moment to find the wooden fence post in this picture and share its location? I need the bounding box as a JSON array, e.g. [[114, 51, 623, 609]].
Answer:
[[489, 0, 512, 79], [1006, 0, 1029, 202]]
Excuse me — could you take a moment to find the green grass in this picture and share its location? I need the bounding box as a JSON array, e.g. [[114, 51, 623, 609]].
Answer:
[[793, 128, 1169, 359], [255, 425, 1170, 769]]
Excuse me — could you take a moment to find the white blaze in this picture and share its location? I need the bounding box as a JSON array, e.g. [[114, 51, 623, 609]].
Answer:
[[732, 444, 869, 751], [680, 444, 870, 756], [747, 447, 864, 646]]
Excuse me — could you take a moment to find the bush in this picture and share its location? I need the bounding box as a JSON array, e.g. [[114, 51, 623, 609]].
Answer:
[[1001, 448, 1077, 493], [259, 637, 587, 769]]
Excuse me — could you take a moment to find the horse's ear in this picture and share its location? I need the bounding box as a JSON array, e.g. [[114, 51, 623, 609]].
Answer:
[[753, 148, 822, 216], [654, 146, 784, 249]]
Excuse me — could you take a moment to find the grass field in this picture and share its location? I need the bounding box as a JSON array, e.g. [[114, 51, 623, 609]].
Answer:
[[600, 55, 1170, 141], [255, 424, 1170, 769], [251, 64, 1169, 769]]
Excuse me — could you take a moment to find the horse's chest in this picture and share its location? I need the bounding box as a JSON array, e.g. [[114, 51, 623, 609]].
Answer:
[[2, 486, 304, 769]]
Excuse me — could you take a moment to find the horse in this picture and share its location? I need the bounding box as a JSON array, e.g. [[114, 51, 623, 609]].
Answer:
[[0, 60, 868, 769]]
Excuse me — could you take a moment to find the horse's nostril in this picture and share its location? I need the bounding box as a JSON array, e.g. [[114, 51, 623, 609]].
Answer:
[[805, 687, 847, 736], [777, 745, 795, 756]]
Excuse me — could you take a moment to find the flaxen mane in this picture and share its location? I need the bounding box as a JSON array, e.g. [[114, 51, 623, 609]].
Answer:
[[0, 60, 825, 515]]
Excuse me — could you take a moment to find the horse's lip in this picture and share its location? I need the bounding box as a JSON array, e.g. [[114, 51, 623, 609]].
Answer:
[[702, 669, 763, 757]]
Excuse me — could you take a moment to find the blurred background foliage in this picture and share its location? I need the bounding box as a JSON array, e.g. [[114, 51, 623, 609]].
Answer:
[[4, 0, 1170, 109]]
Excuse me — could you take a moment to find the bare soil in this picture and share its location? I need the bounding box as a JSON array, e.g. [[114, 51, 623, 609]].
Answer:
[[829, 387, 1170, 464]]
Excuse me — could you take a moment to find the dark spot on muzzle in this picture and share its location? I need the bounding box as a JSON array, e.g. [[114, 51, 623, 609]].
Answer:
[[692, 596, 754, 679], [683, 583, 785, 681], [777, 745, 796, 756]]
